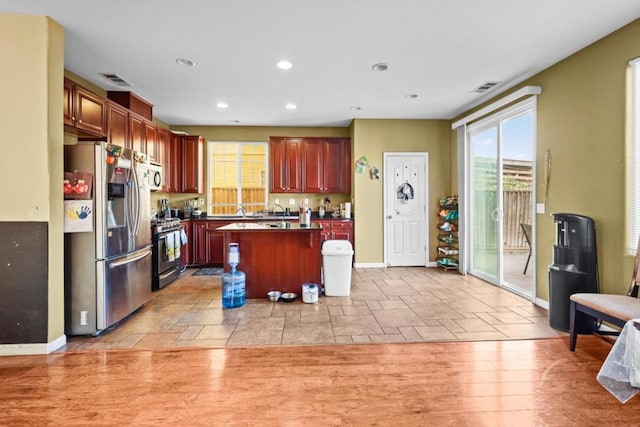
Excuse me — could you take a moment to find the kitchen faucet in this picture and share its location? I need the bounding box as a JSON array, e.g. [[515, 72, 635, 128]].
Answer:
[[237, 204, 246, 217], [274, 203, 285, 217]]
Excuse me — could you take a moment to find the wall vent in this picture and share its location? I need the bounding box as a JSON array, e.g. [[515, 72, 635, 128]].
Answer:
[[99, 72, 134, 87], [472, 81, 501, 94]]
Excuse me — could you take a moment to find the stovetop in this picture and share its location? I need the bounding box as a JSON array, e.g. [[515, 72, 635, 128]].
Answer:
[[151, 218, 182, 233]]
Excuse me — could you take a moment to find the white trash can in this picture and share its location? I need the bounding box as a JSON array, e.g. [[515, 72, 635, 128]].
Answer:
[[321, 240, 354, 296]]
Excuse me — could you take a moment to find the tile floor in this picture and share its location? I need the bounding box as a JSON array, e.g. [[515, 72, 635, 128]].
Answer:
[[59, 267, 563, 352]]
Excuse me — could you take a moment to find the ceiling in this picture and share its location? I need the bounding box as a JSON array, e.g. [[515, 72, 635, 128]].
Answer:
[[2, 1, 640, 127]]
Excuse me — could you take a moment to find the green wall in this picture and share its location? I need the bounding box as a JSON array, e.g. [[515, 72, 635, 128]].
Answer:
[[352, 119, 451, 264], [0, 15, 65, 345], [454, 18, 640, 298]]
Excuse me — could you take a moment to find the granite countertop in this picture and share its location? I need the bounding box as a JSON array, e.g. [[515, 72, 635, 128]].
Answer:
[[216, 222, 323, 231], [183, 212, 352, 221]]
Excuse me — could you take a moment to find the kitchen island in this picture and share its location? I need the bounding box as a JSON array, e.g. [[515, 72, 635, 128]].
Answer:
[[217, 222, 323, 299]]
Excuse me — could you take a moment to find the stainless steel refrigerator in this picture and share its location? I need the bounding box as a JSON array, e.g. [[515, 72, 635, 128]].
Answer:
[[64, 142, 152, 335]]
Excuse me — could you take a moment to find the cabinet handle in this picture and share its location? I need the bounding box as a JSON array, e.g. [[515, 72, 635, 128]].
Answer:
[[78, 119, 83, 124]]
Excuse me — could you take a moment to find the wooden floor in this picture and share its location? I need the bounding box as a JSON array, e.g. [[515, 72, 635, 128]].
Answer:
[[2, 335, 639, 425]]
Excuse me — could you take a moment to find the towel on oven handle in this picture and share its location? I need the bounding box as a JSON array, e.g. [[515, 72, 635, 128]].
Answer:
[[165, 232, 175, 262], [181, 228, 188, 245]]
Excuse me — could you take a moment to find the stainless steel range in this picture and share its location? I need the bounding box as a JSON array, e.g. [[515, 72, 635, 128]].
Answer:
[[151, 218, 184, 290]]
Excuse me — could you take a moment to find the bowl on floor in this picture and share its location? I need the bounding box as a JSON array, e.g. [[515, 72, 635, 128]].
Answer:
[[279, 292, 298, 303], [267, 291, 282, 302]]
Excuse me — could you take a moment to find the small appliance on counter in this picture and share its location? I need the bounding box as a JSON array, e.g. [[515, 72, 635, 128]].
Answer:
[[160, 198, 171, 218], [299, 198, 310, 227], [188, 198, 203, 217], [340, 202, 351, 218]]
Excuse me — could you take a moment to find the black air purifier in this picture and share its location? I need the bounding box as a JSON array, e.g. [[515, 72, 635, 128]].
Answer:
[[548, 213, 598, 332]]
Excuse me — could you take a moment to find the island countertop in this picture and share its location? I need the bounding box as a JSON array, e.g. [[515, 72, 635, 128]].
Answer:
[[216, 222, 322, 231], [218, 222, 322, 299]]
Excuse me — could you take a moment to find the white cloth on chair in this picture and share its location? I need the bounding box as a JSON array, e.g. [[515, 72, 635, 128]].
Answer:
[[629, 320, 640, 387], [597, 319, 640, 403]]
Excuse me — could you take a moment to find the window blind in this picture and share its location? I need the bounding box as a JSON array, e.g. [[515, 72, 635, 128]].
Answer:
[[629, 58, 640, 254]]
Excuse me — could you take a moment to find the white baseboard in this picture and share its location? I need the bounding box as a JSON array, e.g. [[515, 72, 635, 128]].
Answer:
[[426, 261, 438, 267], [0, 334, 66, 356], [353, 262, 386, 268], [535, 298, 549, 310]]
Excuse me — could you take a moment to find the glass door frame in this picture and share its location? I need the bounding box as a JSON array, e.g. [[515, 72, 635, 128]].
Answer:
[[465, 97, 536, 301]]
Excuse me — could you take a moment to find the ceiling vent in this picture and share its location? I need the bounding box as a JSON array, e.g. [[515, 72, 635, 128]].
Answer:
[[472, 81, 501, 94], [99, 73, 134, 87]]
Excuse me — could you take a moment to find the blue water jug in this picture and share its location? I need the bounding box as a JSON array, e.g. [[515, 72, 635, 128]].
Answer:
[[222, 265, 246, 308]]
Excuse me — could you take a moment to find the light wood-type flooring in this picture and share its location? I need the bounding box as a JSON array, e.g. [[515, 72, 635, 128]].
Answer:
[[1, 336, 639, 425], [60, 267, 562, 351]]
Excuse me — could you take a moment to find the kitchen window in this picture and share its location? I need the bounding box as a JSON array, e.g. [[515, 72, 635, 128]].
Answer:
[[629, 57, 640, 254], [208, 142, 268, 215]]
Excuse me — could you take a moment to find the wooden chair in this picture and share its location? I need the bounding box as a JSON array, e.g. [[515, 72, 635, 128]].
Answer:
[[520, 223, 532, 274], [569, 235, 640, 351]]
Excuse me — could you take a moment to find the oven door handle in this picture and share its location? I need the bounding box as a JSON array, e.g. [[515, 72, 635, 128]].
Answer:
[[158, 269, 178, 280]]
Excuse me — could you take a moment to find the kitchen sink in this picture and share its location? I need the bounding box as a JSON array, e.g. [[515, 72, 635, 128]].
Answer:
[[207, 214, 298, 221]]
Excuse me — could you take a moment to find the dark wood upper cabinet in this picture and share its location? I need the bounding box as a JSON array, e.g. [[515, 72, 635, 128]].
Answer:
[[270, 137, 302, 193], [155, 127, 169, 167], [301, 137, 350, 193], [63, 79, 74, 127], [167, 132, 182, 192], [182, 135, 204, 193], [64, 78, 106, 138], [128, 112, 145, 154], [144, 121, 157, 161], [106, 101, 129, 148]]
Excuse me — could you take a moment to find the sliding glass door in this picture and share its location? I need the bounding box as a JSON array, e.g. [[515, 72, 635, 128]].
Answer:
[[467, 99, 535, 299]]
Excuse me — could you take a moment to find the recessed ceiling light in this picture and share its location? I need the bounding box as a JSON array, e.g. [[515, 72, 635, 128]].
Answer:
[[217, 102, 229, 109], [350, 106, 362, 111], [371, 63, 388, 72], [176, 58, 195, 67], [285, 103, 297, 110], [277, 60, 293, 70], [405, 94, 418, 99]]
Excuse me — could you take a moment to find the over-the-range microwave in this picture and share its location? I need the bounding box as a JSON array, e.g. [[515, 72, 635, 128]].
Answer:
[[148, 162, 163, 191]]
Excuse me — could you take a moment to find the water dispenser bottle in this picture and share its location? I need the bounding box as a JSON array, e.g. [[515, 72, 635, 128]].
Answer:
[[548, 213, 598, 331], [222, 243, 246, 308]]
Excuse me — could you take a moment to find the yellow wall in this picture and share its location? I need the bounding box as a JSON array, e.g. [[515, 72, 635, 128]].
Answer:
[[454, 18, 640, 298], [0, 15, 65, 341], [352, 119, 452, 264]]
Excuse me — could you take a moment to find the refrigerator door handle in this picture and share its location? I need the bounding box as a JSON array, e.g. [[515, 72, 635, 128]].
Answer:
[[132, 160, 141, 237], [109, 249, 152, 269]]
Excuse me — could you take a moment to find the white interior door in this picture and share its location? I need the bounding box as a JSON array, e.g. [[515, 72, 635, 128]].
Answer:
[[384, 153, 428, 266]]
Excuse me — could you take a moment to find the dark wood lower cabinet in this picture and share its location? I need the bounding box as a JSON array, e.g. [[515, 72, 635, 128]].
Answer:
[[191, 221, 207, 266], [205, 221, 229, 266], [186, 220, 229, 267], [312, 219, 353, 247]]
